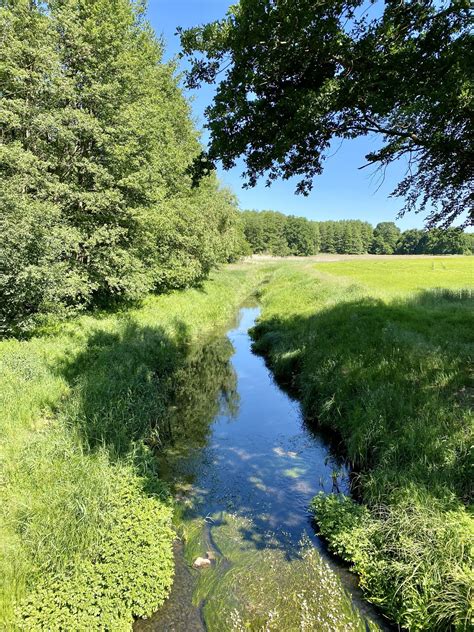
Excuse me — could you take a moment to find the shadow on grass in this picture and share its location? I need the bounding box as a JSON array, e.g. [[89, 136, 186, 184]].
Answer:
[[251, 288, 473, 505], [58, 308, 337, 560], [57, 287, 471, 561]]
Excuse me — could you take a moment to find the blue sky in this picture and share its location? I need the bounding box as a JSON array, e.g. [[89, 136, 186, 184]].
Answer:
[[148, 0, 427, 229]]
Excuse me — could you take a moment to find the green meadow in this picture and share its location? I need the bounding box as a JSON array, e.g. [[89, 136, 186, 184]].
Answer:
[[1, 256, 472, 630], [315, 256, 473, 294]]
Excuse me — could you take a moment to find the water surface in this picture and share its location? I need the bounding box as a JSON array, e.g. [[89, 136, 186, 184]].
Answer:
[[136, 306, 387, 631]]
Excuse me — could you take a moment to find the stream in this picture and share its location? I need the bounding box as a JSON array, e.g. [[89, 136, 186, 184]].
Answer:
[[135, 304, 390, 631]]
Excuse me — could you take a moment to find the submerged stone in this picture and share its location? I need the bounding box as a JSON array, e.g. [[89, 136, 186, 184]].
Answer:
[[193, 557, 212, 569]]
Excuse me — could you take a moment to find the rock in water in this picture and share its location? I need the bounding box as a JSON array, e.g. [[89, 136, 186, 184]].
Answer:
[[193, 557, 211, 569]]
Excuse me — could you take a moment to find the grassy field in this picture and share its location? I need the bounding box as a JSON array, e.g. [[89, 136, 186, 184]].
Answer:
[[252, 257, 473, 630], [1, 256, 472, 630], [0, 266, 266, 630], [315, 256, 473, 294]]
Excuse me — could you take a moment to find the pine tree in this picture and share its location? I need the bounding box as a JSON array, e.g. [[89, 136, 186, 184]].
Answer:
[[284, 216, 315, 256], [342, 224, 364, 254], [360, 222, 374, 252], [324, 223, 337, 253], [311, 222, 321, 254]]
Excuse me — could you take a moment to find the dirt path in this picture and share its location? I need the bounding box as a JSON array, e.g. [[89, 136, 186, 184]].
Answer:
[[242, 253, 465, 263]]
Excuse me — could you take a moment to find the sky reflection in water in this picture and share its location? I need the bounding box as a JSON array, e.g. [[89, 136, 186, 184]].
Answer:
[[160, 306, 349, 549]]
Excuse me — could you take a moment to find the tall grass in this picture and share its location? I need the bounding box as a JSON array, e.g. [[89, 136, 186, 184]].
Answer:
[[252, 260, 473, 630], [0, 266, 266, 629], [2, 257, 471, 629]]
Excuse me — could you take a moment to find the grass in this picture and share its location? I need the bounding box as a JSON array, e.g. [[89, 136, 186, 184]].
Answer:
[[1, 255, 472, 630], [251, 258, 473, 630], [315, 256, 473, 295], [0, 265, 267, 630]]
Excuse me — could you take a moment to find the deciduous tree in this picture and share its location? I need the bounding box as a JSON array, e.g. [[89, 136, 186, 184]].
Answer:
[[0, 0, 241, 335], [180, 0, 473, 227]]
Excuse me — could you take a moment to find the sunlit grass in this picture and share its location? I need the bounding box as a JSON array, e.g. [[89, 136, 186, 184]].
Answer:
[[2, 257, 472, 629], [314, 256, 473, 295], [252, 260, 474, 630]]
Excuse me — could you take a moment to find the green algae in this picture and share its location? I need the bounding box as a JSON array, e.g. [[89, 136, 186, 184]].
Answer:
[[183, 512, 380, 631]]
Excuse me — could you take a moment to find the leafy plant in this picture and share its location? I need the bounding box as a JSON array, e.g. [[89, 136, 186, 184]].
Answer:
[[311, 493, 473, 631], [17, 470, 174, 631], [180, 0, 473, 227]]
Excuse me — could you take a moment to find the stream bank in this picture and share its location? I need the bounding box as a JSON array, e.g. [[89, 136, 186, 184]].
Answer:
[[135, 304, 389, 631]]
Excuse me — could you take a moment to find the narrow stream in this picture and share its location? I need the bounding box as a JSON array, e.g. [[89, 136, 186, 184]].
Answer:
[[136, 305, 389, 631]]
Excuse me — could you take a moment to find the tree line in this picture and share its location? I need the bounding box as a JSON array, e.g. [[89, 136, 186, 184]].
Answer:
[[1, 1, 471, 339], [0, 0, 243, 337], [241, 211, 473, 257]]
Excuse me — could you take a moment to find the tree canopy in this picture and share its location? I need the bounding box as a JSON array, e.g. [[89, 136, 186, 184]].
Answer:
[[180, 0, 473, 228], [370, 222, 401, 254], [0, 0, 243, 336]]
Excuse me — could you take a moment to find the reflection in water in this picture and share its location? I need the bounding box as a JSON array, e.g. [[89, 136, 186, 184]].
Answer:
[[158, 336, 238, 458], [136, 307, 387, 631], [159, 307, 348, 545]]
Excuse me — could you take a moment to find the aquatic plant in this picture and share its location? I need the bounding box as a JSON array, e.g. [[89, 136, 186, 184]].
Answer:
[[183, 513, 376, 632]]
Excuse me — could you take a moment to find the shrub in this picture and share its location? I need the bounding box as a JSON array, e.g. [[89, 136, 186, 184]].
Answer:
[[311, 493, 473, 631], [16, 468, 174, 631]]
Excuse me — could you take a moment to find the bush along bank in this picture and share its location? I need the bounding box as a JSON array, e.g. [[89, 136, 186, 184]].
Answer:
[[251, 264, 473, 631], [0, 266, 266, 630]]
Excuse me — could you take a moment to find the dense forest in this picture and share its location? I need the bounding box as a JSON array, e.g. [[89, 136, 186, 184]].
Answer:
[[241, 210, 474, 257], [0, 0, 244, 337]]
